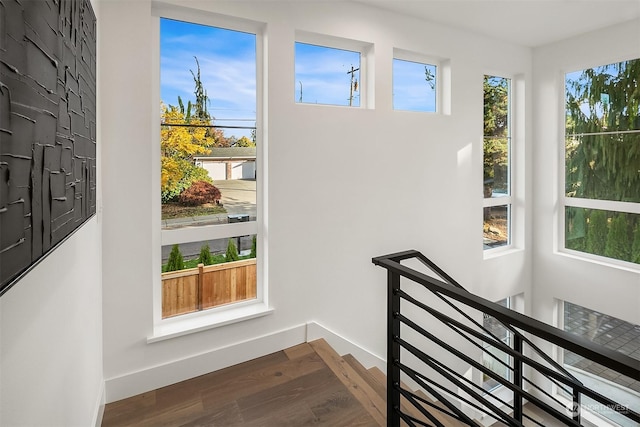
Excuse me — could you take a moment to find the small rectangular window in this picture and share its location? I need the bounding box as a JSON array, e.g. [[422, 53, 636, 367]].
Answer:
[[392, 58, 436, 112], [294, 42, 361, 107], [484, 75, 512, 250]]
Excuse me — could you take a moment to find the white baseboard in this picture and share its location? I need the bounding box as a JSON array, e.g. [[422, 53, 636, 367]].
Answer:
[[104, 321, 385, 404], [104, 324, 307, 403], [306, 321, 386, 372], [93, 382, 105, 427]]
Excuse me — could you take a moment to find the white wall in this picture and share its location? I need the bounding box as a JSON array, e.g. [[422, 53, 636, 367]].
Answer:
[[100, 0, 532, 402], [0, 219, 103, 427], [531, 19, 640, 330]]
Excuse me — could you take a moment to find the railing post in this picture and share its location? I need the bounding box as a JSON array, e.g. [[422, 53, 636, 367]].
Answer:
[[387, 270, 401, 427], [513, 334, 523, 422], [572, 388, 581, 423]]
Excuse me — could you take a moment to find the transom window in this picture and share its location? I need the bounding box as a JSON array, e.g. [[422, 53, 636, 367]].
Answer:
[[294, 42, 361, 107], [392, 57, 437, 112]]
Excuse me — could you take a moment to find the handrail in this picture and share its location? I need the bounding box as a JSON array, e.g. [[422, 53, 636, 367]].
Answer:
[[373, 250, 640, 427]]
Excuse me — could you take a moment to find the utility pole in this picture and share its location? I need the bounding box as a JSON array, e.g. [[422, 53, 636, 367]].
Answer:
[[299, 81, 303, 103], [347, 65, 359, 106]]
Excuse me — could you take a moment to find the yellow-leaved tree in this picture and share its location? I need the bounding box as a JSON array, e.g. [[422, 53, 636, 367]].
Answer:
[[160, 103, 215, 202], [160, 57, 226, 202]]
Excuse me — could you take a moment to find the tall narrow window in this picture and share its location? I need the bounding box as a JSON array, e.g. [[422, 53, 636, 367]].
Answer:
[[159, 18, 259, 319], [483, 76, 512, 250], [564, 59, 640, 265]]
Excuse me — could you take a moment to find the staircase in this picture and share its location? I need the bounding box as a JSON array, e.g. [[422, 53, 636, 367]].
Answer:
[[310, 338, 469, 427], [373, 250, 640, 427]]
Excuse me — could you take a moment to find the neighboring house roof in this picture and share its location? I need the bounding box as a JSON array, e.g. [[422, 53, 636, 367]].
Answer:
[[195, 146, 256, 160]]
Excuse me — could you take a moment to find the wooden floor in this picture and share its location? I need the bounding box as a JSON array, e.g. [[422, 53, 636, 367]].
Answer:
[[102, 339, 562, 427], [102, 340, 383, 427]]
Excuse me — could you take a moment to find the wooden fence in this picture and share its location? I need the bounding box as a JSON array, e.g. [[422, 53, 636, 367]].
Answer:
[[162, 258, 257, 318]]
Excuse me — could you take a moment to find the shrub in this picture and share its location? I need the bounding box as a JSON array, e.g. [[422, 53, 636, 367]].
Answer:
[[225, 238, 239, 262], [178, 180, 221, 206], [198, 244, 214, 265], [605, 214, 631, 261], [632, 224, 640, 264], [166, 244, 184, 272], [586, 210, 608, 256], [250, 235, 257, 258]]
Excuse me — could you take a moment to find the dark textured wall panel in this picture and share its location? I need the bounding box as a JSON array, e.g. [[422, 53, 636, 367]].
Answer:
[[0, 0, 97, 295]]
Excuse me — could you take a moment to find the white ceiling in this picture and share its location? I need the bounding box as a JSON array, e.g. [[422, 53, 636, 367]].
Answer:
[[354, 0, 640, 47]]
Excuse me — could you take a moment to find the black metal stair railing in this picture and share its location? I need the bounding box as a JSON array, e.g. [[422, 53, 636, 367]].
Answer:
[[373, 250, 640, 427]]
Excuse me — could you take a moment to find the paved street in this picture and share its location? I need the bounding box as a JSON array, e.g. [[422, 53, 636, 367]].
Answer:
[[161, 179, 257, 262], [162, 179, 257, 229]]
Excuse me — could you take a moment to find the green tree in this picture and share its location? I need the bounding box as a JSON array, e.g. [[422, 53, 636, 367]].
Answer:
[[483, 76, 509, 196], [605, 214, 632, 261], [586, 210, 608, 256], [565, 58, 640, 263], [565, 59, 640, 203], [198, 244, 214, 265], [632, 224, 640, 264], [161, 57, 229, 202], [166, 244, 184, 272], [225, 239, 239, 262]]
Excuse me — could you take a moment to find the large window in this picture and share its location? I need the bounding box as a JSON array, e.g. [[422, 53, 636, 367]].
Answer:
[[483, 76, 512, 250], [564, 58, 640, 265], [159, 18, 260, 319], [562, 301, 640, 424]]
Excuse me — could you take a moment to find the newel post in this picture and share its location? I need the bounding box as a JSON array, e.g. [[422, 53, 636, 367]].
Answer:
[[387, 270, 401, 427]]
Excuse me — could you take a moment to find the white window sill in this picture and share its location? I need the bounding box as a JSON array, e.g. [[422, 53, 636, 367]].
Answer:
[[483, 246, 523, 260], [148, 301, 273, 343], [557, 249, 640, 273]]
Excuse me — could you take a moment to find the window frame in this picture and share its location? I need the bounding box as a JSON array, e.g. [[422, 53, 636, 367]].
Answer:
[[150, 5, 270, 341], [559, 59, 640, 269]]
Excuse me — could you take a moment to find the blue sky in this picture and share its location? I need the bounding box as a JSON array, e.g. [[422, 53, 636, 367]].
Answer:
[[392, 59, 437, 112], [161, 18, 439, 118], [160, 18, 257, 128], [294, 43, 361, 106]]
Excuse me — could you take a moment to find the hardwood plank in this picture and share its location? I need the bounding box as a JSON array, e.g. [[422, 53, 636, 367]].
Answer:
[[308, 385, 379, 426], [155, 350, 289, 410], [284, 342, 315, 360], [236, 366, 338, 421], [309, 339, 386, 426], [102, 392, 156, 427], [200, 350, 325, 410], [178, 401, 244, 427], [343, 354, 386, 400]]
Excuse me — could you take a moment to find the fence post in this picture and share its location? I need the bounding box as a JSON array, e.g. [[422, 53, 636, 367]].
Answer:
[[197, 263, 204, 311], [513, 334, 523, 422], [388, 270, 401, 427]]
